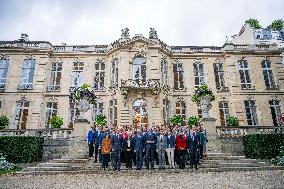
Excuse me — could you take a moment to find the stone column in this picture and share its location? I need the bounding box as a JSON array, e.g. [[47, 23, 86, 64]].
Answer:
[[68, 120, 90, 158], [201, 117, 221, 153]]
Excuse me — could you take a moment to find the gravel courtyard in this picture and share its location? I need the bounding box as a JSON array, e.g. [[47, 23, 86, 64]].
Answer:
[[1, 170, 284, 189]]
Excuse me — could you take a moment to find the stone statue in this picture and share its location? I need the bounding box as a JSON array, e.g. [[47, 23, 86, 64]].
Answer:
[[121, 27, 130, 39], [149, 28, 158, 39]]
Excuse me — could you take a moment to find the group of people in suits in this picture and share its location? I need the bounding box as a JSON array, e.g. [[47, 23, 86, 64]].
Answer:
[[87, 124, 207, 171]]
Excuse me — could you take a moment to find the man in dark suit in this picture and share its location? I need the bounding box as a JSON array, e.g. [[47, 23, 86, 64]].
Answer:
[[123, 131, 134, 169], [134, 129, 145, 170], [94, 125, 104, 163], [111, 128, 123, 171], [187, 127, 200, 170], [145, 127, 157, 170]]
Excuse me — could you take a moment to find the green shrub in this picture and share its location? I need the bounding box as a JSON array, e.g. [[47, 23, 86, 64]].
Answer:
[[188, 116, 200, 126], [243, 134, 284, 159], [95, 114, 107, 127], [170, 115, 185, 126], [0, 136, 43, 163], [48, 115, 63, 128], [0, 115, 9, 130], [226, 116, 239, 127], [245, 18, 261, 29], [191, 84, 215, 102]]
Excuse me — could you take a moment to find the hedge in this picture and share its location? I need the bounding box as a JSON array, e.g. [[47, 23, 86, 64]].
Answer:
[[243, 134, 284, 159], [0, 136, 44, 163]]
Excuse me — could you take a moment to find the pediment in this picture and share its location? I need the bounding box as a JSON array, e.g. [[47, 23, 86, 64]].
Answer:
[[107, 36, 171, 55]]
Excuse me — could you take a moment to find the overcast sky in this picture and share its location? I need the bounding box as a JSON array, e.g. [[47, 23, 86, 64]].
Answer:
[[0, 0, 283, 46]]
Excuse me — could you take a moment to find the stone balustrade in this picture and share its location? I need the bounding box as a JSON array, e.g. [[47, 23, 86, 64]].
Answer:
[[0, 41, 52, 49], [216, 126, 284, 138], [52, 45, 107, 53], [0, 128, 73, 140]]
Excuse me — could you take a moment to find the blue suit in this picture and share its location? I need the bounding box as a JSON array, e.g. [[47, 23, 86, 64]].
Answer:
[[134, 134, 145, 170], [145, 131, 157, 169], [111, 134, 122, 170], [187, 132, 200, 169], [95, 130, 105, 163]]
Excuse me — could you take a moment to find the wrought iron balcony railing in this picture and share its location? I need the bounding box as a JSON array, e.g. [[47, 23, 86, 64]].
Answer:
[[120, 79, 161, 90]]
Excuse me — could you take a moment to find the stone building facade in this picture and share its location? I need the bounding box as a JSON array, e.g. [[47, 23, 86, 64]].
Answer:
[[0, 27, 283, 129]]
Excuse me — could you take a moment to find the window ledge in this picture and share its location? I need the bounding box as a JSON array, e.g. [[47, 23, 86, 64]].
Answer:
[[17, 85, 33, 90], [217, 87, 229, 93], [173, 87, 186, 92]]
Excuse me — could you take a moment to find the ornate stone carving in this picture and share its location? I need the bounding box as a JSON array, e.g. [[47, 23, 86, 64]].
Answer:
[[121, 27, 130, 39], [0, 54, 9, 60], [149, 28, 158, 39], [25, 54, 35, 60]]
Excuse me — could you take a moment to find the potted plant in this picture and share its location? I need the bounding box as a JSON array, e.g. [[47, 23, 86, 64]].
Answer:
[[226, 116, 239, 127], [70, 83, 97, 120], [0, 115, 9, 130], [95, 114, 107, 127], [188, 116, 200, 127], [170, 115, 185, 126], [48, 115, 64, 128], [191, 84, 215, 118]]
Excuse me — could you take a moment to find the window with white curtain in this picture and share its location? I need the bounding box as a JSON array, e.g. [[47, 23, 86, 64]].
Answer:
[[0, 58, 9, 89], [94, 60, 105, 90], [193, 62, 205, 87], [19, 59, 36, 90], [70, 61, 84, 91], [48, 62, 62, 91]]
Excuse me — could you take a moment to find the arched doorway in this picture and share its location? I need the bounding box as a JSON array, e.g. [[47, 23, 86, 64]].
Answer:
[[132, 99, 148, 128]]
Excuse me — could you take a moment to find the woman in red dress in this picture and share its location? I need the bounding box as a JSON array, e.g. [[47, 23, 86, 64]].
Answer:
[[176, 130, 187, 169]]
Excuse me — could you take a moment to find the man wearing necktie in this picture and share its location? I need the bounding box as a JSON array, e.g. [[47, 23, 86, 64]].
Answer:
[[111, 129, 122, 171], [156, 129, 168, 170], [145, 127, 157, 170], [187, 127, 200, 170]]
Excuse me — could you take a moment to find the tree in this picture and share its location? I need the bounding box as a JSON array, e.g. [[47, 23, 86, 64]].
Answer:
[[245, 18, 262, 29], [268, 19, 284, 30]]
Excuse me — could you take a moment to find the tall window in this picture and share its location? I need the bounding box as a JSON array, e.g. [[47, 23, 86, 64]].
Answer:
[[94, 60, 105, 90], [93, 102, 104, 121], [48, 62, 62, 91], [269, 100, 281, 126], [163, 99, 170, 125], [175, 101, 186, 121], [132, 57, 146, 86], [45, 102, 58, 128], [19, 59, 36, 90], [237, 58, 252, 89], [193, 62, 205, 87], [0, 58, 9, 89], [13, 100, 29, 129], [111, 59, 119, 88], [261, 58, 276, 89], [213, 62, 225, 90], [219, 101, 230, 126], [71, 61, 84, 91], [161, 58, 168, 86], [173, 62, 184, 90], [0, 101, 2, 109], [244, 100, 258, 125], [109, 99, 117, 126]]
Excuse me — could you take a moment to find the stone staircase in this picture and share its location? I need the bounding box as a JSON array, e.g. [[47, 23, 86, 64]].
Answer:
[[20, 152, 284, 175]]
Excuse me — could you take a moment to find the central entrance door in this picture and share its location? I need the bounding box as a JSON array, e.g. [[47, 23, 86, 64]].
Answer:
[[132, 99, 148, 128]]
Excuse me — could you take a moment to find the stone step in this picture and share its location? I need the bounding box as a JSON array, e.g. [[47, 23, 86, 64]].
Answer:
[[49, 159, 88, 163], [24, 166, 81, 172], [206, 153, 232, 156], [37, 162, 71, 167], [200, 162, 270, 168], [201, 159, 259, 163], [204, 156, 246, 160], [18, 166, 284, 175]]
